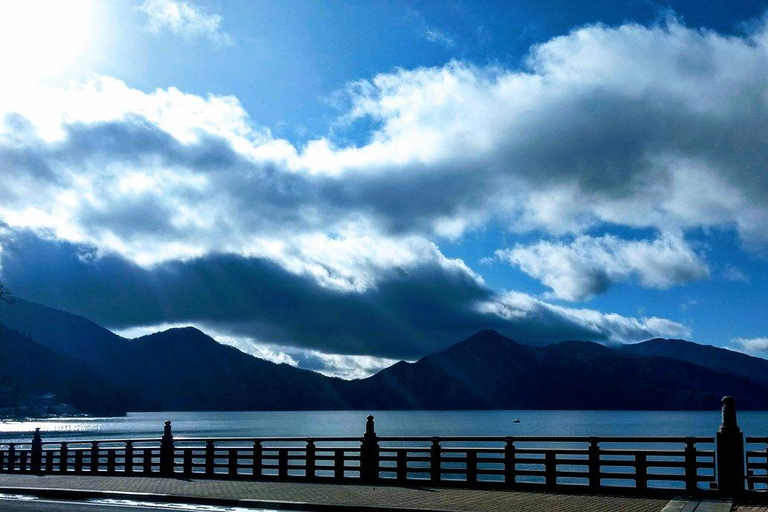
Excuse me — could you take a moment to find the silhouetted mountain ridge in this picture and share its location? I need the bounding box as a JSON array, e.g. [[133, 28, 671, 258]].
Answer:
[[1, 299, 767, 412]]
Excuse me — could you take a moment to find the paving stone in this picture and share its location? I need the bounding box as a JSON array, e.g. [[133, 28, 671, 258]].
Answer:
[[0, 474, 671, 512]]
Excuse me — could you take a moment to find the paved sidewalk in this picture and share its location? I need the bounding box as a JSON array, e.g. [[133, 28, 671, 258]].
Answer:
[[0, 474, 670, 512]]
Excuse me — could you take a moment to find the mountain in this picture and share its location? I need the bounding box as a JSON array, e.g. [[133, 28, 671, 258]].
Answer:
[[347, 330, 768, 410], [0, 322, 126, 416], [0, 299, 351, 411], [620, 338, 768, 388], [0, 298, 132, 369], [116, 327, 350, 410], [3, 298, 768, 412]]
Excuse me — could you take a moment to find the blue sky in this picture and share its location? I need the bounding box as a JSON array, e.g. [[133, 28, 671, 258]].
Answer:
[[1, 0, 768, 377]]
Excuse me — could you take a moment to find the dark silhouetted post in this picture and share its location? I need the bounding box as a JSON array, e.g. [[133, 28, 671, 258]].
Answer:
[[75, 450, 83, 473], [125, 441, 134, 475], [306, 440, 316, 480], [159, 420, 174, 477], [183, 449, 192, 476], [360, 415, 379, 483], [8, 444, 15, 472], [467, 450, 477, 484], [205, 440, 215, 476], [636, 453, 647, 492], [684, 438, 697, 493], [545, 451, 556, 489], [107, 449, 116, 474], [716, 396, 745, 495], [504, 437, 516, 488], [252, 440, 262, 478], [396, 450, 407, 483], [430, 437, 441, 484], [91, 442, 99, 474], [30, 428, 42, 474], [334, 448, 344, 480], [59, 443, 68, 473], [588, 438, 600, 490], [278, 449, 288, 478], [228, 448, 237, 476]]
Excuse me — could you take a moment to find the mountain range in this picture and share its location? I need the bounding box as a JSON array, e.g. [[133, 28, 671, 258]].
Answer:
[[1, 297, 767, 415]]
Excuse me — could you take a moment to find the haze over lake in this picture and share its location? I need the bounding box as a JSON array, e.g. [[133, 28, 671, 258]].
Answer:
[[3, 410, 768, 444]]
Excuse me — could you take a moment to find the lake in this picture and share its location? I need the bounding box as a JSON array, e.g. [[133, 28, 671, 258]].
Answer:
[[2, 410, 768, 443]]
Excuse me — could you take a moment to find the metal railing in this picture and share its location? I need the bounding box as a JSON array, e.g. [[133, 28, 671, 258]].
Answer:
[[0, 397, 758, 497]]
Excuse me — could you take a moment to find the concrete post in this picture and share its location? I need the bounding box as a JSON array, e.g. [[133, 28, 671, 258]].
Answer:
[[159, 420, 175, 477], [716, 396, 745, 495], [30, 428, 42, 475], [360, 415, 379, 483]]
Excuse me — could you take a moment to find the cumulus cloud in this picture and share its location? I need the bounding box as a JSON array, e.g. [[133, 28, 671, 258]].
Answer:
[[732, 337, 768, 354], [4, 17, 768, 273], [0, 230, 690, 362], [7, 15, 768, 365], [497, 234, 709, 300], [139, 0, 233, 46]]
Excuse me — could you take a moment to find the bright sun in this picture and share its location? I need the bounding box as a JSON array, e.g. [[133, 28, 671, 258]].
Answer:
[[0, 0, 92, 82]]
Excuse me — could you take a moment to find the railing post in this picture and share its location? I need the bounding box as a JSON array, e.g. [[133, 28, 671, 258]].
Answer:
[[90, 442, 99, 474], [545, 451, 557, 489], [19, 451, 27, 473], [159, 420, 174, 477], [125, 441, 134, 475], [107, 449, 116, 475], [205, 440, 215, 476], [183, 449, 192, 476], [360, 415, 379, 484], [716, 396, 745, 496], [467, 450, 477, 485], [396, 450, 407, 483], [430, 437, 441, 484], [59, 443, 68, 473], [278, 449, 288, 479], [252, 440, 262, 479], [334, 448, 344, 480], [588, 437, 600, 490], [46, 448, 53, 474], [8, 444, 15, 472], [685, 438, 697, 493], [30, 428, 42, 475], [228, 448, 238, 476], [504, 437, 516, 488], [306, 440, 316, 480], [75, 450, 83, 473], [143, 448, 152, 474], [636, 453, 647, 492]]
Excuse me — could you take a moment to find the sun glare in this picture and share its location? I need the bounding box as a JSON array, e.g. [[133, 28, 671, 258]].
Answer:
[[0, 0, 92, 82]]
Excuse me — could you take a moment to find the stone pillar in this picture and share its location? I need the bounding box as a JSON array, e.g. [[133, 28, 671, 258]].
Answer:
[[159, 420, 175, 477], [360, 415, 379, 483], [30, 428, 42, 475], [716, 396, 745, 495]]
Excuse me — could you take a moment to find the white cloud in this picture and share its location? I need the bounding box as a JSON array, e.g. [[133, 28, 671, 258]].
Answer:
[[139, 0, 233, 46], [9, 15, 768, 358], [497, 234, 709, 301], [722, 264, 749, 282], [731, 338, 768, 357], [405, 9, 456, 49], [481, 291, 691, 343]]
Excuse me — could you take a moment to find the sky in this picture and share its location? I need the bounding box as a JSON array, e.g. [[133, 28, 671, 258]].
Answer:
[[1, 0, 768, 379]]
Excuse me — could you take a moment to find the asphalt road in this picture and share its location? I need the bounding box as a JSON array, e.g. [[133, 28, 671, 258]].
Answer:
[[0, 495, 268, 511]]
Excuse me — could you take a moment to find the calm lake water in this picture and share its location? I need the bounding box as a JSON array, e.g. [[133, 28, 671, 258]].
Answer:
[[2, 410, 768, 443]]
